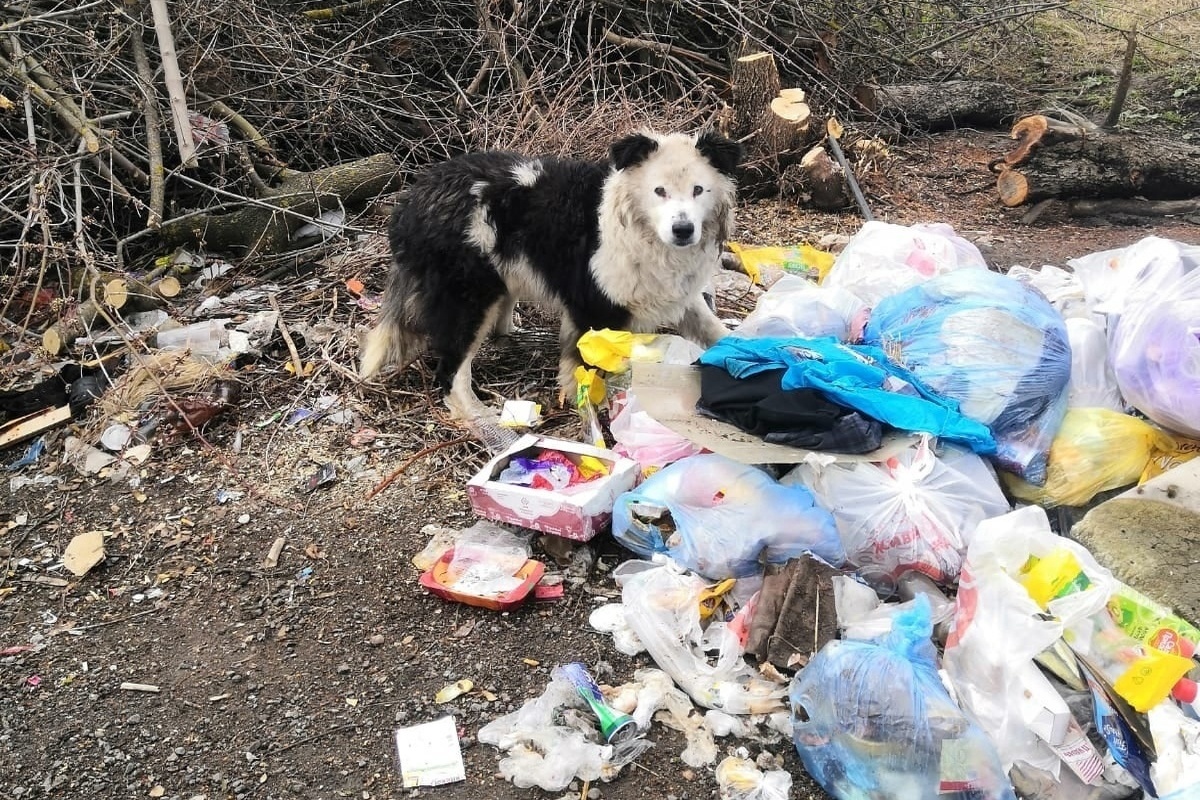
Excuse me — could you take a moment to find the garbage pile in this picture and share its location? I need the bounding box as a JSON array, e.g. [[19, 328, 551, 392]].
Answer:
[[408, 225, 1200, 798]]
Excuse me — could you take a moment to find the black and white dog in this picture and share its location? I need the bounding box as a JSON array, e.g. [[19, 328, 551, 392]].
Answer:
[[358, 130, 743, 419]]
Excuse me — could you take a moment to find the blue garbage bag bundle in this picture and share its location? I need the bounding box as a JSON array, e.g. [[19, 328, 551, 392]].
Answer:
[[697, 336, 997, 455], [611, 453, 845, 579], [864, 269, 1071, 484], [790, 597, 1016, 800]]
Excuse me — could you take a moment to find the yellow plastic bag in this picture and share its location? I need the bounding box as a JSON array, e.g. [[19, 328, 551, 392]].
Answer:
[[576, 330, 659, 373], [726, 242, 835, 286], [1003, 408, 1178, 507], [1141, 434, 1200, 482]]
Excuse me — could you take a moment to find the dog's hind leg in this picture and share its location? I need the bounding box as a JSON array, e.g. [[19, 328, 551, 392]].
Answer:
[[359, 303, 423, 380], [491, 293, 517, 338], [677, 295, 730, 347], [432, 297, 505, 421]]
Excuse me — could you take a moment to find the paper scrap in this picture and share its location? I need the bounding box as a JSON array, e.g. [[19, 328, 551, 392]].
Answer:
[[63, 530, 107, 576], [393, 716, 465, 788]]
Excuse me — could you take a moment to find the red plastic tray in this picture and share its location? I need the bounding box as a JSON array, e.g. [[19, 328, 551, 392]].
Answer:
[[418, 547, 545, 611]]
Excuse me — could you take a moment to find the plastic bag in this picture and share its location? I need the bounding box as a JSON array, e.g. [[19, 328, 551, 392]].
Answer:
[[609, 391, 704, 476], [577, 329, 703, 373], [1108, 266, 1200, 438], [478, 674, 652, 791], [715, 756, 792, 800], [1002, 408, 1179, 507], [791, 596, 1015, 799], [726, 241, 835, 286], [944, 506, 1102, 777], [823, 220, 988, 307], [1008, 264, 1095, 322], [1067, 235, 1200, 320], [619, 560, 788, 714], [612, 453, 845, 578], [732, 275, 867, 342], [784, 438, 1009, 586], [444, 522, 531, 597], [864, 268, 1072, 484], [1064, 317, 1124, 411]]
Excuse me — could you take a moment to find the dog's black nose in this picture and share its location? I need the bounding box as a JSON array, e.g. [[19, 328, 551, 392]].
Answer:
[[672, 221, 695, 243]]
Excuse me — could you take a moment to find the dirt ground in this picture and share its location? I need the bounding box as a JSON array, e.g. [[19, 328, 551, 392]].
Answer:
[[2, 129, 1199, 800]]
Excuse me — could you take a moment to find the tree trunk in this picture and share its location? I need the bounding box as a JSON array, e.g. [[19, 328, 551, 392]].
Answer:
[[996, 115, 1200, 207], [798, 145, 851, 211], [723, 50, 820, 198], [158, 153, 399, 255], [856, 80, 1018, 133]]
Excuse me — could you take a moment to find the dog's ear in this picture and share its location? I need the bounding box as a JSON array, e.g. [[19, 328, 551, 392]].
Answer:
[[610, 133, 659, 171], [695, 130, 742, 178]]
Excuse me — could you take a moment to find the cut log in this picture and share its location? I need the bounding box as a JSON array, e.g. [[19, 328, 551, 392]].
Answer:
[[855, 80, 1018, 133], [724, 50, 821, 198], [1005, 114, 1098, 167], [996, 118, 1200, 207], [158, 153, 399, 256], [799, 145, 851, 211], [1068, 197, 1200, 219], [43, 300, 106, 356]]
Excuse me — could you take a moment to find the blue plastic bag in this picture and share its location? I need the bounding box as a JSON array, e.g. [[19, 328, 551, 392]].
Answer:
[[611, 453, 844, 579], [790, 597, 1016, 800], [864, 269, 1071, 484]]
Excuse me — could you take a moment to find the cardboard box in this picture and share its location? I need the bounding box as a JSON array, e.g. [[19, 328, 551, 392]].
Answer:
[[467, 434, 638, 541]]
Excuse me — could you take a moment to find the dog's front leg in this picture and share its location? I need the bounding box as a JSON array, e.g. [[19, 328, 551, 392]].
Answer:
[[556, 316, 585, 407], [678, 295, 729, 348]]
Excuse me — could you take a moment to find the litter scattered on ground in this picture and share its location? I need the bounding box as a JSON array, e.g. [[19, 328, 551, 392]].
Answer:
[[3, 223, 1199, 800]]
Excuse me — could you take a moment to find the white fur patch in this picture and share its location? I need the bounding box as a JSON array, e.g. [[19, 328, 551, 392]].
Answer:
[[465, 204, 497, 253], [511, 160, 543, 187]]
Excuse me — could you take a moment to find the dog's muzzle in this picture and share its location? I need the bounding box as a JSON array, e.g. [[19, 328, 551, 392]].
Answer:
[[671, 220, 696, 246]]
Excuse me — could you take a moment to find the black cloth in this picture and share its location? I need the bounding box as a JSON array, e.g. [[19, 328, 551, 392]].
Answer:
[[697, 364, 884, 454]]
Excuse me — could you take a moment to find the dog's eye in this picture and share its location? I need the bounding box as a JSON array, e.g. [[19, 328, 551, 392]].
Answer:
[[654, 187, 667, 198], [693, 185, 704, 197]]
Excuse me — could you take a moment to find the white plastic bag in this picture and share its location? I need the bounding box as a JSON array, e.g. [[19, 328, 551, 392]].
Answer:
[[1064, 317, 1124, 411], [618, 560, 788, 714], [943, 506, 1114, 775], [1068, 235, 1199, 319], [732, 275, 867, 342], [783, 438, 1010, 586], [1108, 266, 1200, 437], [715, 756, 792, 800], [823, 220, 988, 307], [1008, 264, 1095, 321]]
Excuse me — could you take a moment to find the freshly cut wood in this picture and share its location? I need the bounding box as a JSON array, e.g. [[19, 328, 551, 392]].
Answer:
[[724, 49, 821, 198], [856, 80, 1018, 133], [799, 145, 851, 211], [0, 405, 72, 449], [43, 300, 106, 355], [996, 116, 1200, 207]]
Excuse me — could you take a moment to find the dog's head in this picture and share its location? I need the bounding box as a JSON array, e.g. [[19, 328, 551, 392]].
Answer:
[[609, 130, 742, 248]]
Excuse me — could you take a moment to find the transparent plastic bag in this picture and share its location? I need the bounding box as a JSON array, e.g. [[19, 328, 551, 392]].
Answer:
[[783, 438, 1009, 586], [609, 391, 704, 475], [864, 268, 1072, 484], [715, 756, 792, 800], [1002, 408, 1179, 507], [1067, 235, 1200, 320], [1108, 267, 1200, 438], [727, 241, 835, 286], [823, 221, 988, 307], [791, 596, 1015, 800], [612, 453, 844, 578], [1008, 264, 1094, 322], [443, 522, 531, 598], [619, 560, 788, 715], [732, 275, 867, 342], [1064, 317, 1124, 411]]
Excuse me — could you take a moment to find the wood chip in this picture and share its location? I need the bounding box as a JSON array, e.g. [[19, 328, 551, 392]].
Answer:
[[119, 682, 160, 693], [63, 530, 107, 577], [263, 536, 286, 568]]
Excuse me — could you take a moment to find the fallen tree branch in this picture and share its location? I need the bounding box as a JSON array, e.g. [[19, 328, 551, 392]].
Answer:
[[128, 19, 165, 227], [601, 29, 725, 72], [148, 0, 198, 167], [0, 46, 101, 154]]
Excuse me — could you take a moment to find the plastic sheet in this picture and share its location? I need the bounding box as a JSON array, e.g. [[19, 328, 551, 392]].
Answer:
[[1002, 408, 1179, 508], [1108, 266, 1200, 438], [715, 755, 792, 800], [1064, 317, 1124, 411], [609, 391, 705, 476], [612, 453, 844, 578], [790, 596, 1015, 799], [618, 560, 788, 715], [732, 275, 867, 342], [864, 268, 1072, 484], [784, 438, 1009, 586], [823, 220, 988, 307]]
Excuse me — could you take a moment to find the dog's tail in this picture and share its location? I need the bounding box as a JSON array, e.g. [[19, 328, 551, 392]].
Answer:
[[358, 264, 425, 381]]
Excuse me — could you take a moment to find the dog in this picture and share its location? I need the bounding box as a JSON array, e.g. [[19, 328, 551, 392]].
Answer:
[[358, 129, 743, 419]]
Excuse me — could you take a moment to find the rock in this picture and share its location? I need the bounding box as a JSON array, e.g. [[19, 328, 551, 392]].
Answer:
[[1070, 459, 1200, 626]]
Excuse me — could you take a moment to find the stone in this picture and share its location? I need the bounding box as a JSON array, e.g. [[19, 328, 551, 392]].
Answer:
[[1070, 458, 1200, 626]]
